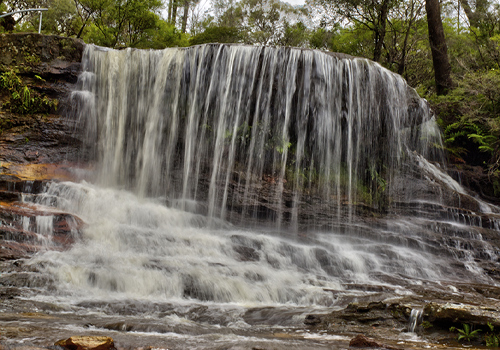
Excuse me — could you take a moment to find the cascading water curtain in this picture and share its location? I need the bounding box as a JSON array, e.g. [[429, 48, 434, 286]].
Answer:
[[70, 44, 440, 229]]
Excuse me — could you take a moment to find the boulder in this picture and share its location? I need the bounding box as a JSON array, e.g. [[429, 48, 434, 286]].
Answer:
[[55, 336, 115, 350], [349, 335, 400, 349], [304, 314, 322, 325]]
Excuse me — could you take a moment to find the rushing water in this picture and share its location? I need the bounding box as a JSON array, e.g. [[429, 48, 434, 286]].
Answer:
[[17, 44, 500, 347], [69, 44, 442, 227]]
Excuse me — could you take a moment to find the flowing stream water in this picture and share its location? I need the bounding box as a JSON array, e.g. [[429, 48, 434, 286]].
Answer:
[[10, 44, 500, 348]]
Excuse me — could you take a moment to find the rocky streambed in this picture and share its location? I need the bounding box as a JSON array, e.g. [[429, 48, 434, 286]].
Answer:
[[0, 163, 499, 350]]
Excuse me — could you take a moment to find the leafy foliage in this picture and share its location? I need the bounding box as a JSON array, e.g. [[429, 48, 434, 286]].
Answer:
[[189, 26, 242, 45], [202, 0, 310, 46], [485, 322, 500, 347], [0, 69, 57, 114], [434, 69, 500, 174], [449, 324, 481, 342], [2, 0, 189, 48]]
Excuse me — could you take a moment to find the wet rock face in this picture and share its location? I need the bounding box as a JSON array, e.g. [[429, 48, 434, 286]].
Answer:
[[448, 164, 500, 205], [424, 302, 500, 329], [0, 113, 84, 164], [304, 281, 500, 347], [0, 173, 84, 260]]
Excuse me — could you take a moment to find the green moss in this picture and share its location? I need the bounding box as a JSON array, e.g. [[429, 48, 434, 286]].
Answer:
[[24, 53, 40, 66]]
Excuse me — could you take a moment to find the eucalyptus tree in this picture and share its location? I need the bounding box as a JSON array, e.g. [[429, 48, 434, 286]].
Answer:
[[232, 0, 308, 45], [308, 0, 397, 62], [193, 0, 309, 46], [460, 0, 490, 28], [43, 0, 81, 37], [384, 0, 426, 75], [425, 0, 453, 95], [458, 0, 500, 70], [72, 0, 104, 38], [81, 0, 163, 48]]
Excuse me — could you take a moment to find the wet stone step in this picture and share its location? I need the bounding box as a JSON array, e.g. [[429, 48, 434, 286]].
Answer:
[[0, 190, 22, 202], [0, 199, 84, 260], [0, 240, 39, 260], [0, 178, 49, 194]]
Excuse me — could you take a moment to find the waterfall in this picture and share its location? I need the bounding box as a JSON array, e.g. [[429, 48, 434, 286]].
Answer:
[[26, 43, 499, 307], [70, 44, 439, 229], [407, 308, 423, 333]]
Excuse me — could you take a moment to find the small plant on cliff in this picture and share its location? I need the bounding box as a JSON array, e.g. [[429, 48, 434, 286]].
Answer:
[[0, 69, 57, 114], [485, 322, 500, 347], [24, 53, 41, 66], [421, 321, 433, 329], [0, 69, 22, 91], [450, 324, 481, 342]]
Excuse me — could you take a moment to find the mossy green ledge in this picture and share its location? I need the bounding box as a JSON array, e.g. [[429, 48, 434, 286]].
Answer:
[[0, 33, 84, 82]]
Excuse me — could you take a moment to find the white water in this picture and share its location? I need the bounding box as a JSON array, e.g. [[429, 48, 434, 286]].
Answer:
[[30, 180, 454, 305], [408, 308, 423, 333]]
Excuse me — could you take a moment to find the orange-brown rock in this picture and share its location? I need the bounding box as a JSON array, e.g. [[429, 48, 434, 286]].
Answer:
[[349, 335, 400, 349], [55, 336, 115, 350], [0, 240, 38, 260]]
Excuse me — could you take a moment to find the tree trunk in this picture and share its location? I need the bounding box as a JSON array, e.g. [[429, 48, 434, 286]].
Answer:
[[373, 0, 389, 62], [460, 0, 488, 28], [168, 0, 173, 24], [398, 0, 420, 75], [426, 0, 453, 95], [181, 0, 189, 33], [172, 0, 178, 26]]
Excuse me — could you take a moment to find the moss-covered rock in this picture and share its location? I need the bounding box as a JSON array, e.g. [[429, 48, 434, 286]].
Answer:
[[0, 33, 84, 81], [0, 33, 85, 164]]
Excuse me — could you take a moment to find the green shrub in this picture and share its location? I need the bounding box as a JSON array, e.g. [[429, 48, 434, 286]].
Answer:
[[0, 69, 57, 114]]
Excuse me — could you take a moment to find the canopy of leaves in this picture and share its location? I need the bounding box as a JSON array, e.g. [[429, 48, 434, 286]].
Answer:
[[189, 25, 242, 45], [2, 0, 189, 48], [204, 0, 310, 46]]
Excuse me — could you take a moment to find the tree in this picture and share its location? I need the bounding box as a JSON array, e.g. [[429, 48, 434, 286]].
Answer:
[[72, 0, 105, 38], [384, 0, 426, 75], [308, 27, 335, 50], [167, 0, 178, 25], [329, 23, 374, 58], [425, 0, 453, 94], [308, 0, 394, 62], [202, 0, 309, 45], [189, 25, 241, 44], [278, 21, 309, 47], [460, 0, 489, 28], [133, 19, 189, 48], [81, 0, 163, 48], [181, 0, 189, 32], [43, 0, 81, 37]]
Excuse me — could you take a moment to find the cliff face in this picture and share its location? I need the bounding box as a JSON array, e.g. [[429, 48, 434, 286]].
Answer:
[[0, 33, 85, 166], [0, 34, 86, 260]]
